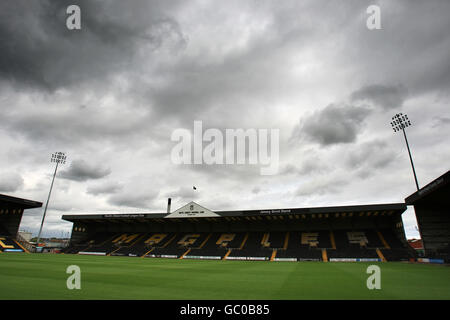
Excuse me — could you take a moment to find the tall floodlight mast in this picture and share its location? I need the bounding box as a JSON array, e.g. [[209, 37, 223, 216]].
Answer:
[[391, 113, 420, 191], [35, 152, 67, 251]]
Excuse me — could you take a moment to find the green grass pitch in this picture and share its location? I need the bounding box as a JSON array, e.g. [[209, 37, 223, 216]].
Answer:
[[0, 253, 449, 300]]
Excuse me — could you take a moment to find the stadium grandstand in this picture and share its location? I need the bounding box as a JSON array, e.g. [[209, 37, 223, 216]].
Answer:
[[3, 172, 448, 263], [406, 170, 449, 262], [0, 194, 43, 253], [62, 201, 417, 262]]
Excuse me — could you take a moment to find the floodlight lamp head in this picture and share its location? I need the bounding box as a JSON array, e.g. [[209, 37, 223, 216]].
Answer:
[[391, 112, 412, 133], [51, 152, 67, 164]]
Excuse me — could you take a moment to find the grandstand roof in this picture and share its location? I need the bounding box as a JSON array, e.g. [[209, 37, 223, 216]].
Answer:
[[405, 170, 449, 205], [62, 202, 407, 224], [0, 193, 43, 209]]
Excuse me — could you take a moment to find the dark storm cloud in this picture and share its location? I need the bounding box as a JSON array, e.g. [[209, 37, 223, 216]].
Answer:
[[341, 1, 450, 98], [0, 0, 187, 91], [130, 0, 347, 125], [291, 104, 372, 146], [351, 84, 408, 110], [59, 159, 111, 181], [0, 172, 24, 192]]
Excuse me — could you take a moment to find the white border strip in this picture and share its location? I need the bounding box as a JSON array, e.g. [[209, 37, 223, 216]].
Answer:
[[79, 251, 106, 256]]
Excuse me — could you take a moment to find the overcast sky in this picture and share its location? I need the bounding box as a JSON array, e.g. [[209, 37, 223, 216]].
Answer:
[[1, 0, 449, 238]]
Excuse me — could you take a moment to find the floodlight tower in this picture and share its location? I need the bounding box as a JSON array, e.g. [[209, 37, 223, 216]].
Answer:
[[35, 152, 67, 251], [391, 113, 420, 191]]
